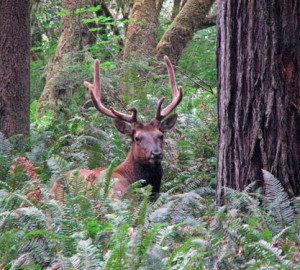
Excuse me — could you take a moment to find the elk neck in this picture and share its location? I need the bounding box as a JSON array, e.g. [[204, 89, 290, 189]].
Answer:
[[116, 145, 163, 193]]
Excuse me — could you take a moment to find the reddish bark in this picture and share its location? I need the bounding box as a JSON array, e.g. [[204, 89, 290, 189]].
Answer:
[[216, 0, 300, 204], [0, 0, 30, 138]]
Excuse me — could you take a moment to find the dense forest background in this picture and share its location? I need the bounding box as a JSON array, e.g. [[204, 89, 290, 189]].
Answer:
[[0, 0, 299, 269]]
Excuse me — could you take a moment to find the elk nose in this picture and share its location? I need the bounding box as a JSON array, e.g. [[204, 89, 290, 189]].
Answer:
[[151, 149, 162, 159]]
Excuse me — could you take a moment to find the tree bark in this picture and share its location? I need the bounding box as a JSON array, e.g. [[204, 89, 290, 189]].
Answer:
[[198, 14, 216, 30], [171, 0, 182, 20], [123, 0, 164, 59], [155, 0, 215, 64], [216, 0, 300, 204], [0, 0, 30, 138], [37, 0, 96, 116]]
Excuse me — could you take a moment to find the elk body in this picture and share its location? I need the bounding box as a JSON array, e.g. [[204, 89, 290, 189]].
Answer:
[[51, 56, 183, 199]]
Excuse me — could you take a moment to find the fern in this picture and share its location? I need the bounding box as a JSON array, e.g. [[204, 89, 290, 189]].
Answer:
[[167, 237, 212, 269], [249, 240, 291, 268], [224, 185, 268, 229], [293, 197, 300, 214], [0, 133, 13, 181], [133, 185, 152, 226], [0, 229, 18, 267], [104, 223, 130, 270], [68, 239, 103, 270], [0, 181, 12, 192], [59, 205, 78, 256], [103, 158, 119, 198], [262, 170, 296, 229]]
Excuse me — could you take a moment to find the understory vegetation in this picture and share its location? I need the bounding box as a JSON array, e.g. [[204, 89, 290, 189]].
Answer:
[[0, 21, 299, 269]]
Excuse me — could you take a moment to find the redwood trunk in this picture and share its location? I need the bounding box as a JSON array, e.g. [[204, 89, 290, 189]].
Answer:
[[0, 0, 30, 138], [216, 0, 300, 204]]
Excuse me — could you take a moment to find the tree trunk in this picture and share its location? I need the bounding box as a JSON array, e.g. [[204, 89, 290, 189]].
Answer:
[[155, 0, 215, 64], [37, 0, 96, 116], [216, 0, 300, 204], [123, 0, 164, 59], [0, 0, 30, 138], [171, 0, 181, 20]]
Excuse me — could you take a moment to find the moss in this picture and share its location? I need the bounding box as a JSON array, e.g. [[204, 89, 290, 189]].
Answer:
[[155, 0, 215, 64]]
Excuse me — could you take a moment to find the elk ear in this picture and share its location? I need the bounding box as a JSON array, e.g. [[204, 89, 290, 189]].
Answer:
[[160, 113, 178, 132], [114, 118, 133, 136]]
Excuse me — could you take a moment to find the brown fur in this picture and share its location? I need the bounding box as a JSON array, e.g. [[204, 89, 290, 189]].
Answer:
[[51, 118, 174, 199]]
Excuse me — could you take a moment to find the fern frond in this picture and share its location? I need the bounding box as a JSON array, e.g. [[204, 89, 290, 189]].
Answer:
[[103, 157, 118, 198], [293, 196, 300, 214], [0, 132, 13, 183], [133, 185, 152, 226], [104, 223, 130, 269], [9, 253, 31, 270], [59, 205, 77, 255], [167, 237, 213, 269], [0, 132, 11, 155], [69, 239, 103, 270], [262, 170, 296, 228], [129, 223, 165, 269], [0, 180, 13, 192], [146, 245, 165, 270], [224, 186, 268, 229], [253, 240, 290, 267], [156, 223, 186, 247], [210, 247, 231, 270]]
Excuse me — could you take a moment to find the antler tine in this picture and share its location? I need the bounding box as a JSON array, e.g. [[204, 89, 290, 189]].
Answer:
[[84, 59, 116, 118], [155, 97, 166, 121], [110, 106, 138, 123], [156, 56, 183, 121], [84, 59, 138, 123]]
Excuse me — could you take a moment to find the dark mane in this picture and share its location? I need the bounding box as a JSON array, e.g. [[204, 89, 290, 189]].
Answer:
[[134, 162, 163, 193]]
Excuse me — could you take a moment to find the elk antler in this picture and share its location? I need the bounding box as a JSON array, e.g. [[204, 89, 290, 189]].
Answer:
[[155, 56, 183, 121], [84, 59, 138, 123]]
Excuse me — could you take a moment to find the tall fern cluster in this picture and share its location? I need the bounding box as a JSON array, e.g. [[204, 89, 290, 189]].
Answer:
[[0, 155, 299, 269]]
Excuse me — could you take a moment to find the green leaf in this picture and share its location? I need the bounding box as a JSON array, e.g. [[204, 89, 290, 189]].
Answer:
[[30, 100, 38, 122], [56, 8, 70, 16], [88, 27, 104, 32], [89, 5, 101, 12], [262, 228, 272, 243], [82, 15, 110, 24], [74, 7, 87, 14]]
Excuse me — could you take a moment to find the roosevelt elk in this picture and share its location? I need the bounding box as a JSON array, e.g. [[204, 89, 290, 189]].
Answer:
[[51, 56, 183, 199]]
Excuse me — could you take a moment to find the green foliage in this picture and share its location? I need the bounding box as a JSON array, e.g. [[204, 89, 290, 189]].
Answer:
[[263, 170, 296, 229], [0, 133, 12, 182], [2, 4, 298, 268], [179, 26, 217, 87], [1, 163, 298, 269]]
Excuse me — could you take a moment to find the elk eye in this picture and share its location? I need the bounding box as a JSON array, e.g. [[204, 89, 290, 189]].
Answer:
[[159, 135, 164, 140], [135, 136, 141, 142]]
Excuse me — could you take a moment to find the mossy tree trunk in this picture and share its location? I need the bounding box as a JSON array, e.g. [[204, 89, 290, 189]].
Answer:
[[155, 0, 215, 64], [37, 0, 96, 116], [0, 0, 30, 138], [216, 0, 300, 204], [123, 0, 164, 59]]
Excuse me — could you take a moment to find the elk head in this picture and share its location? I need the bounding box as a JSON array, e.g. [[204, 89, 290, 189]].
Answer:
[[83, 56, 183, 168]]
